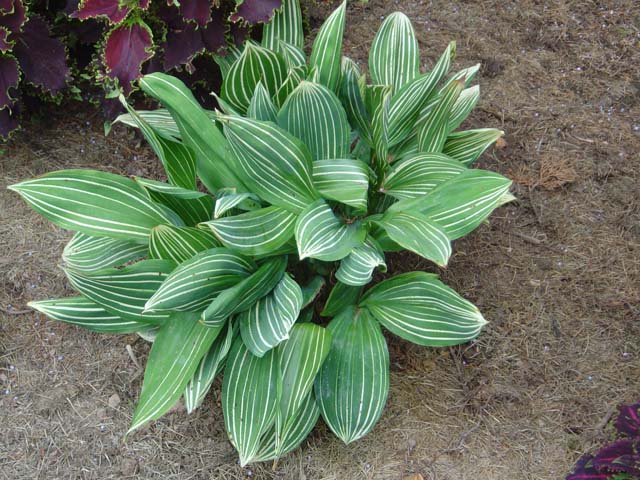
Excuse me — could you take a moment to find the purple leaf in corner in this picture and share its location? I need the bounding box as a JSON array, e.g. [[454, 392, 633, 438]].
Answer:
[[230, 0, 281, 24], [566, 453, 610, 480], [593, 439, 640, 475], [0, 26, 13, 51], [0, 0, 26, 33], [162, 22, 204, 71], [71, 0, 130, 24], [616, 402, 640, 438], [0, 54, 19, 109], [13, 16, 70, 94], [104, 21, 153, 94], [179, 0, 212, 27], [0, 103, 19, 139]]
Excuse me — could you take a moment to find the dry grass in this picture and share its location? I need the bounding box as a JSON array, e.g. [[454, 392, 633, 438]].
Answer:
[[2, 1, 640, 479]]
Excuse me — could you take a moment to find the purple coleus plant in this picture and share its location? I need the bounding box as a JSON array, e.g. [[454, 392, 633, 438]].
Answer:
[[567, 401, 640, 480]]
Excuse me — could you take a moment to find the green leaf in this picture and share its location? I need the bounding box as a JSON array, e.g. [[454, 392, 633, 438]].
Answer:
[[275, 40, 306, 69], [360, 272, 487, 346], [385, 41, 456, 147], [184, 321, 234, 414], [29, 296, 143, 334], [369, 12, 419, 91], [222, 115, 319, 213], [274, 66, 304, 107], [277, 81, 350, 161], [417, 79, 464, 153], [321, 281, 363, 317], [203, 206, 297, 256], [139, 73, 248, 193], [129, 312, 222, 433], [262, 0, 304, 50], [145, 248, 255, 312], [202, 256, 287, 327], [65, 260, 176, 325], [382, 153, 466, 200], [239, 273, 303, 357], [315, 306, 389, 444], [114, 108, 183, 140], [309, 1, 346, 92], [247, 82, 278, 122], [222, 336, 281, 466], [221, 42, 287, 114], [135, 177, 213, 226], [300, 275, 325, 309], [372, 210, 451, 266], [63, 232, 147, 272], [295, 199, 366, 261], [389, 169, 513, 240], [9, 170, 180, 242], [120, 97, 197, 190], [213, 191, 261, 219], [340, 57, 372, 144], [447, 85, 480, 132], [312, 159, 369, 211], [336, 238, 387, 286], [442, 128, 503, 166], [149, 225, 221, 263]]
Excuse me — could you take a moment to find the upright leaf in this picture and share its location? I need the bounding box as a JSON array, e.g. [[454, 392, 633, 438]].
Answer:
[[63, 232, 147, 272], [442, 128, 503, 166], [309, 1, 346, 92], [447, 85, 480, 133], [262, 0, 304, 50], [247, 82, 278, 122], [114, 108, 184, 140], [417, 79, 464, 153], [340, 57, 372, 144], [369, 12, 419, 91], [360, 272, 487, 346], [312, 159, 369, 211], [315, 307, 389, 444], [149, 225, 221, 263]]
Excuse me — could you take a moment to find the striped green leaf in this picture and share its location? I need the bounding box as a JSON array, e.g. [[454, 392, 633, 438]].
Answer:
[[129, 312, 222, 434], [135, 177, 213, 226], [295, 199, 366, 261], [312, 159, 369, 211], [221, 42, 287, 114], [184, 321, 234, 414], [139, 73, 248, 193], [442, 128, 503, 166], [222, 115, 319, 213], [417, 79, 464, 153], [301, 275, 325, 309], [276, 40, 306, 69], [114, 108, 181, 140], [385, 41, 456, 147], [213, 191, 261, 219], [309, 1, 346, 92], [340, 57, 372, 144], [262, 0, 303, 50], [382, 153, 466, 200], [277, 81, 350, 161], [64, 260, 176, 325], [321, 281, 363, 317], [202, 256, 287, 327], [149, 225, 221, 263], [204, 206, 297, 256], [389, 169, 513, 240], [336, 238, 387, 286], [222, 336, 281, 466], [372, 210, 451, 266], [63, 232, 147, 272], [9, 170, 180, 242], [214, 45, 242, 81], [369, 12, 419, 91], [247, 82, 278, 122], [274, 65, 304, 107], [29, 296, 143, 334], [120, 97, 197, 190], [360, 272, 487, 346], [145, 248, 255, 312], [239, 273, 303, 357], [447, 85, 480, 132], [368, 84, 393, 168], [315, 306, 389, 444]]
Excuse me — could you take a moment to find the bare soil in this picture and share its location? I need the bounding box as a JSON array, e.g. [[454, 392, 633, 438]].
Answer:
[[1, 1, 639, 479]]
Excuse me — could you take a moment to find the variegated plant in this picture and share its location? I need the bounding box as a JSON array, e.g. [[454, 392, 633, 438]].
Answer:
[[9, 0, 513, 466]]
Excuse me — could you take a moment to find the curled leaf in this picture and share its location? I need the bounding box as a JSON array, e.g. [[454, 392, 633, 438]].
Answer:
[[104, 21, 153, 93]]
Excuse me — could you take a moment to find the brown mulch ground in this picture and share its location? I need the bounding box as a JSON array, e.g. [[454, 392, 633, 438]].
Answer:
[[1, 1, 639, 479]]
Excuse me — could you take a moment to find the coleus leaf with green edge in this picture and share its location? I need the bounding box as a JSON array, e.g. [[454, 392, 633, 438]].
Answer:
[[360, 272, 487, 346], [63, 232, 147, 273], [128, 312, 223, 434], [239, 273, 303, 357], [308, 1, 345, 93], [315, 306, 389, 444], [104, 21, 154, 95], [144, 248, 255, 312], [149, 224, 221, 263]]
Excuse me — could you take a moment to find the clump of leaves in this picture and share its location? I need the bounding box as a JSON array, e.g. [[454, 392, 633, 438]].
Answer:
[[10, 0, 513, 465], [567, 401, 640, 480]]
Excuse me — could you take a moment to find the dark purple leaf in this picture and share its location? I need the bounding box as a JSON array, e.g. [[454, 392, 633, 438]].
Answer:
[[0, 0, 13, 14], [179, 0, 211, 27], [230, 0, 281, 24], [616, 402, 640, 438], [162, 23, 204, 71], [229, 21, 250, 46], [0, 102, 19, 139], [71, 0, 130, 24], [104, 21, 153, 94], [63, 0, 80, 15], [566, 453, 610, 480], [0, 54, 19, 109], [201, 9, 226, 53], [0, 26, 12, 51], [13, 16, 70, 94], [593, 439, 640, 475], [0, 0, 26, 33], [139, 0, 150, 9]]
